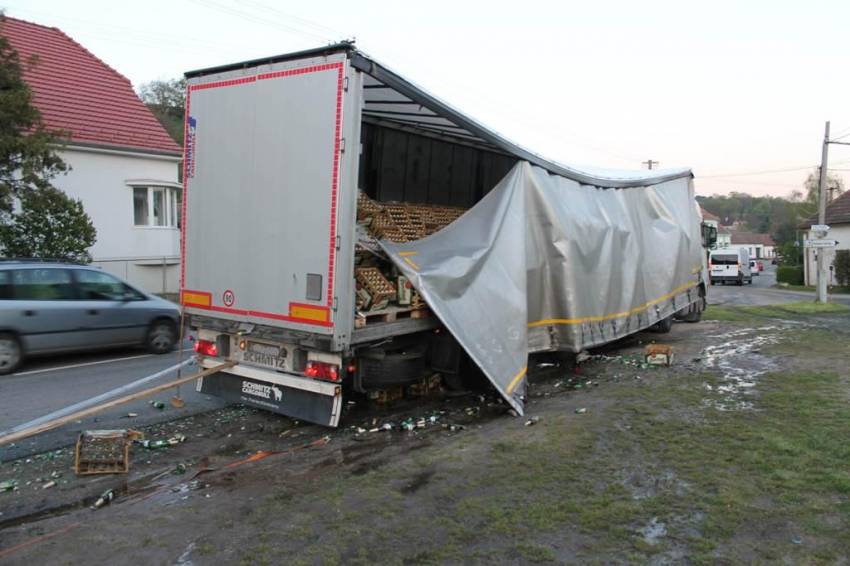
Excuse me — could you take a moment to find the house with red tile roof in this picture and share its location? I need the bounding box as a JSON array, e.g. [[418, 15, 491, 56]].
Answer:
[[727, 231, 775, 260], [1, 16, 182, 293], [800, 190, 850, 285]]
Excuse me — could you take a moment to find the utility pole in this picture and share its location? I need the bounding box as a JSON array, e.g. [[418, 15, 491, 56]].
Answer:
[[642, 159, 659, 170], [816, 121, 830, 304]]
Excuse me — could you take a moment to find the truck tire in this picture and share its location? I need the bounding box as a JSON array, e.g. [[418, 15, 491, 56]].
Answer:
[[681, 309, 702, 323], [0, 333, 23, 375], [359, 344, 428, 389], [652, 315, 674, 333]]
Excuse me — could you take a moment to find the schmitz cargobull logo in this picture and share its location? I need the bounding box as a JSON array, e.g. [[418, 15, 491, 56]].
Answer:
[[241, 380, 282, 402]]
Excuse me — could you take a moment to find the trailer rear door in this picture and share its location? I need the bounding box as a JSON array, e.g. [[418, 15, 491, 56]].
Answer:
[[182, 53, 350, 335]]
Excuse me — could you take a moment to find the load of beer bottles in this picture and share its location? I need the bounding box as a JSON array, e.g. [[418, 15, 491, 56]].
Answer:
[[354, 191, 465, 312]]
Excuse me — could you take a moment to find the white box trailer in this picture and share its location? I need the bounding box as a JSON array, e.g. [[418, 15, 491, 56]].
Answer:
[[182, 43, 706, 426]]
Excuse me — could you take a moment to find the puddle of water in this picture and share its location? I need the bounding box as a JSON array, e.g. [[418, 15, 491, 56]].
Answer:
[[639, 517, 667, 545], [701, 326, 782, 411]]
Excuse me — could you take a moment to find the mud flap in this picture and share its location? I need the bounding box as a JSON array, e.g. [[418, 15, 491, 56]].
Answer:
[[197, 362, 342, 427]]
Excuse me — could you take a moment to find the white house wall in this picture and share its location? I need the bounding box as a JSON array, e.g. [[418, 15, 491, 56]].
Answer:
[[724, 243, 774, 259], [804, 226, 850, 286], [52, 146, 181, 294]]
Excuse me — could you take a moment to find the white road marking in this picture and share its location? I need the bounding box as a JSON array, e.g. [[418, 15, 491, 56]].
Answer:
[[13, 348, 194, 377]]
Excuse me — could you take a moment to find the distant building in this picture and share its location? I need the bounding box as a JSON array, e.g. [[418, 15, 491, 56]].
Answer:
[[717, 228, 732, 249], [2, 17, 182, 293], [800, 190, 850, 286], [727, 232, 775, 259]]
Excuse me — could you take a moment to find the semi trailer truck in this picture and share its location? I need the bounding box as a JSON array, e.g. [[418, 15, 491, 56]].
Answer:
[[182, 43, 707, 426]]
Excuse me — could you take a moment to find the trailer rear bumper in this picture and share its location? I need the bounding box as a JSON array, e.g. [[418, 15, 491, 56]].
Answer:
[[196, 359, 343, 427]]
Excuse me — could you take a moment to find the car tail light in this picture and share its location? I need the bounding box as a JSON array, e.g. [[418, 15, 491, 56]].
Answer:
[[194, 339, 218, 357], [304, 361, 339, 382]]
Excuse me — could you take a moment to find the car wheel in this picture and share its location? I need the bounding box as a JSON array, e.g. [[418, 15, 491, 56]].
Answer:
[[146, 320, 177, 354], [0, 333, 23, 375]]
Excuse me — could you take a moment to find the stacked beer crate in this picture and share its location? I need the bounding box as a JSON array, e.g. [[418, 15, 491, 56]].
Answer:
[[354, 191, 465, 324]]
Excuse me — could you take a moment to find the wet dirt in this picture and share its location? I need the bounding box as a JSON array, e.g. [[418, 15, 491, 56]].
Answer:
[[701, 325, 783, 410]]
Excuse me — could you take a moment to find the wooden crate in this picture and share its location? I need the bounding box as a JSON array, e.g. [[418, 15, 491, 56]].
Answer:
[[355, 267, 396, 308], [75, 429, 143, 475]]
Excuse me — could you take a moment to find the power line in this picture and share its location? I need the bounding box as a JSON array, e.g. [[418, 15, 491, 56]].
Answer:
[[700, 159, 850, 178], [234, 0, 347, 40], [188, 0, 333, 44]]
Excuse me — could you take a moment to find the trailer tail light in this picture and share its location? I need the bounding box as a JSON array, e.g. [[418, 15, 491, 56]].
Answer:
[[194, 339, 218, 357], [304, 361, 339, 382]]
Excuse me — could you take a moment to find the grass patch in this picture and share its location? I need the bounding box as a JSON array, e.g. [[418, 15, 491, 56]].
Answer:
[[222, 327, 850, 564], [704, 301, 849, 322], [775, 284, 850, 294]]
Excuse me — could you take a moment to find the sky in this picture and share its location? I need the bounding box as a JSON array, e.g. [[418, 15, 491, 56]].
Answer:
[[3, 0, 850, 198]]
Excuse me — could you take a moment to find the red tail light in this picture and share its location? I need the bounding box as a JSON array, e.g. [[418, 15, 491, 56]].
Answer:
[[304, 361, 339, 382], [194, 339, 218, 357]]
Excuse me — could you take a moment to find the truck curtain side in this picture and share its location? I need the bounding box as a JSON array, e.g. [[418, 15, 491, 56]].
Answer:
[[181, 43, 701, 426]]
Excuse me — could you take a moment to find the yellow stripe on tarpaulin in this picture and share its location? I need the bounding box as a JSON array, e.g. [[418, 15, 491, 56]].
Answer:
[[402, 257, 420, 271], [505, 366, 528, 395], [528, 280, 698, 328], [398, 251, 418, 257]]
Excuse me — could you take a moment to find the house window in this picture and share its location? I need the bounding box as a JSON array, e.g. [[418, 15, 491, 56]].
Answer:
[[133, 187, 148, 225], [132, 186, 181, 228]]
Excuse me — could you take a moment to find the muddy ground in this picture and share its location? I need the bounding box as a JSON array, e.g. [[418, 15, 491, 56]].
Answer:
[[1, 304, 848, 564]]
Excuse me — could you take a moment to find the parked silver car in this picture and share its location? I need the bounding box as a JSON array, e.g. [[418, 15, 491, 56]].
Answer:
[[0, 261, 180, 374]]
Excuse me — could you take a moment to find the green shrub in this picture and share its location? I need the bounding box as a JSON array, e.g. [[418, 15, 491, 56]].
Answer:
[[777, 265, 804, 285], [835, 250, 850, 286]]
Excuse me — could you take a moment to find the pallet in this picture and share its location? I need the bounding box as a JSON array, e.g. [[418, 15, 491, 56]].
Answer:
[[354, 305, 431, 328]]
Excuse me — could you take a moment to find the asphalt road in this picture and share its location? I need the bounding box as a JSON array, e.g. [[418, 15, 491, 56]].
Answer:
[[707, 263, 850, 307], [0, 343, 226, 461]]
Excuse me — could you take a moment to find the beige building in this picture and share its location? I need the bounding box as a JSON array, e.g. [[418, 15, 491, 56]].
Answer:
[[801, 191, 850, 286]]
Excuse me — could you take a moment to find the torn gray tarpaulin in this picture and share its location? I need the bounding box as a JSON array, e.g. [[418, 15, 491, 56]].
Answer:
[[381, 161, 703, 415]]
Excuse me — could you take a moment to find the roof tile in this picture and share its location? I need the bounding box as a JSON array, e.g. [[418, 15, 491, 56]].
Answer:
[[801, 190, 850, 228]]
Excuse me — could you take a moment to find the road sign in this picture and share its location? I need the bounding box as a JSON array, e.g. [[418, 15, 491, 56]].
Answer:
[[804, 239, 838, 248], [810, 224, 830, 232]]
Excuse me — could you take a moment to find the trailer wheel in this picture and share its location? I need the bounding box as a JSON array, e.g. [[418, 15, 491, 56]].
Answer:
[[0, 333, 22, 375], [652, 315, 674, 333], [359, 344, 428, 389]]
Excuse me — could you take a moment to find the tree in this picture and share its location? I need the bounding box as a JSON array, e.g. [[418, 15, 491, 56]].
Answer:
[[0, 16, 96, 261], [0, 18, 68, 216], [138, 78, 186, 145], [0, 186, 95, 261], [835, 250, 850, 287], [803, 168, 844, 204]]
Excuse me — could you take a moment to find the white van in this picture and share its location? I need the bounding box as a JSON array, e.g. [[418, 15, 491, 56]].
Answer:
[[709, 249, 752, 286]]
